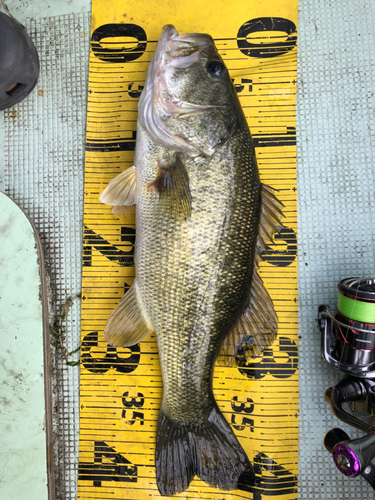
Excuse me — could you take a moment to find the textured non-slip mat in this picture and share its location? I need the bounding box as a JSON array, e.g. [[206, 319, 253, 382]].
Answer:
[[297, 1, 375, 498], [2, 12, 91, 500]]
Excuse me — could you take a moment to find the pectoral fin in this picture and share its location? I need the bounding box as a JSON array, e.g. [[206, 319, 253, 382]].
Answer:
[[111, 205, 136, 216], [104, 280, 153, 347], [217, 184, 285, 364], [100, 165, 137, 215], [148, 153, 191, 218]]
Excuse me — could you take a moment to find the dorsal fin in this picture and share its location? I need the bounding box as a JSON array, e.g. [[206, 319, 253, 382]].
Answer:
[[217, 184, 284, 365]]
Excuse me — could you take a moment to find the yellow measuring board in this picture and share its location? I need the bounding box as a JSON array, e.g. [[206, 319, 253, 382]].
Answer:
[[78, 1, 299, 499]]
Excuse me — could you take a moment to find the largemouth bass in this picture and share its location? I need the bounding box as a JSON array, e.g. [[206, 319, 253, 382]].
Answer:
[[100, 24, 284, 496]]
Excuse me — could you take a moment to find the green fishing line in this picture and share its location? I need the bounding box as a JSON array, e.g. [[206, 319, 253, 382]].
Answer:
[[337, 293, 375, 323]]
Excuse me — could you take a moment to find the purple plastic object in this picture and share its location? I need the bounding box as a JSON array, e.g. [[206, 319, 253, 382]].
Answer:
[[332, 443, 361, 477]]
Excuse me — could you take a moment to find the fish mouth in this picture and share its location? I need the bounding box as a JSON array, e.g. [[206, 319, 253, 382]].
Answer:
[[138, 25, 221, 156], [158, 25, 214, 68]]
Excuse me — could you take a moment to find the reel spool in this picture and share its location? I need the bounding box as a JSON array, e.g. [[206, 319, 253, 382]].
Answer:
[[0, 12, 40, 111], [334, 278, 375, 368], [318, 278, 375, 489], [319, 278, 375, 378]]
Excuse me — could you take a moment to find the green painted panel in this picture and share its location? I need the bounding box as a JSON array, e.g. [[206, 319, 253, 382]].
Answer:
[[0, 193, 48, 500]]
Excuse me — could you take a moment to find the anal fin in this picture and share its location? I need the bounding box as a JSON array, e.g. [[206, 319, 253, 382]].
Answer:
[[218, 184, 285, 364], [104, 280, 153, 347]]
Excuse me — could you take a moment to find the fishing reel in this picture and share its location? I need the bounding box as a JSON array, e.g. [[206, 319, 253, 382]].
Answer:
[[318, 278, 375, 489]]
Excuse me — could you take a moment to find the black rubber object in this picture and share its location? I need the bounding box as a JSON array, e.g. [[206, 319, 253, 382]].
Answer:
[[0, 12, 39, 111]]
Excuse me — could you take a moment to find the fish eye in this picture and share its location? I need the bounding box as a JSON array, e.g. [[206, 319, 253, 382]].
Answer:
[[207, 60, 225, 76]]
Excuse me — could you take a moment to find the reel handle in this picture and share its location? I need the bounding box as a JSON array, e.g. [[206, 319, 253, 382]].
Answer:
[[324, 428, 375, 484], [362, 462, 375, 489], [324, 427, 350, 453]]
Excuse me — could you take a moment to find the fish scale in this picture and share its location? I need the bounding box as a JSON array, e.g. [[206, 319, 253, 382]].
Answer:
[[136, 128, 259, 434]]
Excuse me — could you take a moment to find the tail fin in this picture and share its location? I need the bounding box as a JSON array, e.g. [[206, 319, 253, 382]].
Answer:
[[155, 405, 255, 496]]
